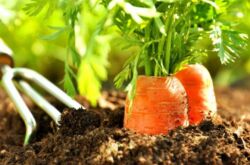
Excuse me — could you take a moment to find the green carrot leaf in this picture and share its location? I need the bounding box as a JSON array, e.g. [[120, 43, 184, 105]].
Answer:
[[77, 59, 102, 106], [24, 0, 58, 17], [41, 26, 66, 40], [210, 23, 248, 64], [64, 66, 77, 97]]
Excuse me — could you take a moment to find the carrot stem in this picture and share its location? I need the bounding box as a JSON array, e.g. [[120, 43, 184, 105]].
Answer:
[[164, 7, 175, 74], [144, 24, 153, 75], [165, 27, 172, 74]]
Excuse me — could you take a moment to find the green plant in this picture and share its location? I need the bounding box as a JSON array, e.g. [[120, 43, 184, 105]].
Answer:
[[22, 0, 248, 105], [24, 0, 112, 105], [110, 0, 248, 99], [213, 0, 250, 86], [0, 1, 67, 83]]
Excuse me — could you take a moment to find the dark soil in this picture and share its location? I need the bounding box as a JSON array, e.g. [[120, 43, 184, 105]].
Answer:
[[0, 88, 249, 165]]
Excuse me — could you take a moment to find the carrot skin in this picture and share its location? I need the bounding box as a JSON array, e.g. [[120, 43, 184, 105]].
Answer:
[[124, 75, 188, 135], [175, 64, 217, 125]]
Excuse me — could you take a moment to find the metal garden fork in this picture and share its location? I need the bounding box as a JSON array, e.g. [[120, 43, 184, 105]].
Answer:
[[0, 40, 83, 145]]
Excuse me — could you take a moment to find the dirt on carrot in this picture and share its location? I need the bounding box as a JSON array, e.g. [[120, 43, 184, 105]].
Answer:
[[0, 88, 249, 164]]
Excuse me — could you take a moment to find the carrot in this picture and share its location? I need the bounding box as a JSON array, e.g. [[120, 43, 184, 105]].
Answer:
[[124, 75, 189, 135], [175, 64, 217, 125]]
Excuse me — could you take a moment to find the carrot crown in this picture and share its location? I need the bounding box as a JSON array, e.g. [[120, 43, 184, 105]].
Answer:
[[112, 0, 248, 100]]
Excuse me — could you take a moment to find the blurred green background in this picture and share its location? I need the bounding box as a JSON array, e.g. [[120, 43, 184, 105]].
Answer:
[[0, 0, 249, 90]]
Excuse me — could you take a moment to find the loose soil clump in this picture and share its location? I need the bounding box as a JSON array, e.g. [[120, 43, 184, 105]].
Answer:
[[0, 88, 249, 164]]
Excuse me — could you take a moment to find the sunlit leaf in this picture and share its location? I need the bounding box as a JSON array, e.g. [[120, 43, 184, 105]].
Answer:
[[24, 0, 58, 16], [210, 23, 248, 64], [41, 26, 66, 40], [77, 60, 101, 106], [64, 66, 77, 97]]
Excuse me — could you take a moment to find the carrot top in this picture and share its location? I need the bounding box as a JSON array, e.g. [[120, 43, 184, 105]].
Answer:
[[112, 0, 248, 99], [22, 0, 248, 104]]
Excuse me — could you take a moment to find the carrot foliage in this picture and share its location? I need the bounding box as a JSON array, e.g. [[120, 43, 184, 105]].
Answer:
[[110, 0, 248, 99], [24, 0, 111, 105], [24, 0, 248, 103]]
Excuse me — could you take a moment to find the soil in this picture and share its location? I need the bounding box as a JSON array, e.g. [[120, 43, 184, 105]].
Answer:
[[0, 87, 249, 165]]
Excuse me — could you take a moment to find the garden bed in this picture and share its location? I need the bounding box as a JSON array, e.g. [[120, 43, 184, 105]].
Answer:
[[0, 87, 249, 164]]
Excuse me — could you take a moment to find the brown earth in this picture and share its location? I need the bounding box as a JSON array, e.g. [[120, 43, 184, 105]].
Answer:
[[0, 87, 249, 165]]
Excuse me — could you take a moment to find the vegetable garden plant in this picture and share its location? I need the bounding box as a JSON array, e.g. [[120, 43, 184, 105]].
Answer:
[[25, 0, 247, 134]]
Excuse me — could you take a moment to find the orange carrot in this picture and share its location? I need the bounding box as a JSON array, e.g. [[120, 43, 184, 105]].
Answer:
[[175, 64, 217, 125], [124, 75, 189, 135]]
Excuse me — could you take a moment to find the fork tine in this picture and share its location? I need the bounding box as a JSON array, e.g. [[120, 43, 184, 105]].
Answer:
[[14, 68, 83, 110], [1, 66, 37, 145], [19, 80, 61, 125]]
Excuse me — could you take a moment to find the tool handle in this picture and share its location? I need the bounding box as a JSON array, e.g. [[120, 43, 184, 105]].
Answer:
[[0, 39, 14, 67]]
